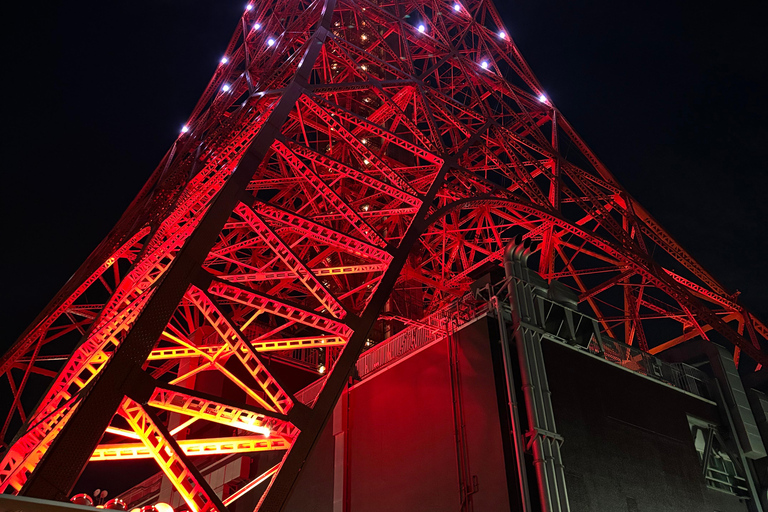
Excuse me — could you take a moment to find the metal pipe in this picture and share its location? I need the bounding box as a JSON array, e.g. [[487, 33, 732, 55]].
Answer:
[[504, 236, 570, 512], [492, 295, 532, 512]]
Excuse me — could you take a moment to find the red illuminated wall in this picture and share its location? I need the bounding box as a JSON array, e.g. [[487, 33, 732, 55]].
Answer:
[[284, 317, 514, 511]]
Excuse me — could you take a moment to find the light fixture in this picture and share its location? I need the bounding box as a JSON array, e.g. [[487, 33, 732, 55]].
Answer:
[[499, 31, 507, 40], [453, 3, 461, 11], [361, 203, 370, 212], [267, 37, 275, 46], [418, 24, 426, 33], [222, 83, 230, 92], [480, 60, 489, 69], [538, 94, 547, 103], [363, 159, 370, 165], [180, 125, 189, 134], [220, 56, 228, 64], [318, 364, 326, 374], [245, 4, 253, 11], [254, 22, 262, 30]]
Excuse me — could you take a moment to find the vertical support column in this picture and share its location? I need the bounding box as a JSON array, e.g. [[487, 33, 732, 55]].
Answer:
[[705, 344, 766, 459], [705, 345, 766, 512], [332, 386, 349, 512], [504, 238, 570, 512], [490, 296, 532, 512]]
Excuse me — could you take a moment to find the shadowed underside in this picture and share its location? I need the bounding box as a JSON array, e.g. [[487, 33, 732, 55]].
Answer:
[[0, 0, 765, 510]]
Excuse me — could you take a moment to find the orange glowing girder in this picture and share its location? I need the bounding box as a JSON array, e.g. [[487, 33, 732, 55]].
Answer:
[[222, 463, 280, 506], [118, 398, 226, 512], [148, 335, 345, 360], [91, 435, 290, 461], [185, 285, 292, 414], [0, 292, 153, 492], [0, 404, 77, 492], [207, 279, 352, 338], [147, 386, 282, 435]]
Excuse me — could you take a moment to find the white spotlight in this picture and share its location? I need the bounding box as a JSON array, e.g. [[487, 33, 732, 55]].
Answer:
[[245, 4, 253, 10], [254, 23, 262, 30], [499, 31, 507, 39], [453, 3, 461, 11], [480, 60, 489, 69], [267, 37, 276, 46], [538, 94, 547, 103], [418, 24, 426, 33], [220, 56, 228, 64], [181, 125, 189, 134], [222, 83, 230, 92]]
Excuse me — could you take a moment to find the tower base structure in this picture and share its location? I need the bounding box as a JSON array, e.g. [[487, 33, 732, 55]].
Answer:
[[106, 260, 768, 512]]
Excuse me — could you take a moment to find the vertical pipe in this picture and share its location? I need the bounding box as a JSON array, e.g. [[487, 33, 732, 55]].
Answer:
[[504, 238, 570, 512], [492, 296, 532, 512]]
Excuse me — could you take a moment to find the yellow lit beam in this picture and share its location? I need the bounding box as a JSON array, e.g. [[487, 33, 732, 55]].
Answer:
[[90, 435, 290, 461]]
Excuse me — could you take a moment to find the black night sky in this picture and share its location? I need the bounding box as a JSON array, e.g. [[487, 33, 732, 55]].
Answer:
[[1, 0, 766, 354]]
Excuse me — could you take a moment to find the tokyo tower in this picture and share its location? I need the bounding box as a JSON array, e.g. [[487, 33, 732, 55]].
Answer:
[[1, 0, 766, 510]]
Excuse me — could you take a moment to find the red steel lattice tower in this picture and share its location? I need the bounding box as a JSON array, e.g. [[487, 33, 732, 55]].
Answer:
[[1, 0, 766, 510]]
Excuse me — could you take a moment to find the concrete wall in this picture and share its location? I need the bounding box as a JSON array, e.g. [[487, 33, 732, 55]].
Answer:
[[543, 340, 748, 512]]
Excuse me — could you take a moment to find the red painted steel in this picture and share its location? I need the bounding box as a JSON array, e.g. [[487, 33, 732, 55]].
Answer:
[[1, 0, 766, 509]]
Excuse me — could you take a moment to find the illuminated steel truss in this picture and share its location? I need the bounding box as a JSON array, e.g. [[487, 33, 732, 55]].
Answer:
[[1, 0, 766, 509]]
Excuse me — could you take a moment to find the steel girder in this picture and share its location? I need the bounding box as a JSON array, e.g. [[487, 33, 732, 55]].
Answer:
[[1, 0, 767, 510]]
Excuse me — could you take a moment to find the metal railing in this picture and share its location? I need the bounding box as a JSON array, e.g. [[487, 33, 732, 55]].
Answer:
[[356, 296, 486, 379], [292, 296, 486, 403], [294, 376, 327, 406], [588, 335, 710, 399], [290, 292, 713, 414]]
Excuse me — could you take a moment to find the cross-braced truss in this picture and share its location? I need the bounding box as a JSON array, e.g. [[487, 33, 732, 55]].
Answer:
[[1, 0, 766, 510]]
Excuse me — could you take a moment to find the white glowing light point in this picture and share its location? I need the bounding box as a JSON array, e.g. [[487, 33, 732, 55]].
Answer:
[[222, 83, 230, 92], [538, 94, 547, 103], [453, 3, 461, 11], [254, 23, 262, 30], [220, 56, 228, 64], [363, 159, 370, 165], [318, 364, 327, 374], [252, 425, 271, 437], [267, 37, 276, 46], [499, 31, 507, 40], [418, 24, 426, 33], [245, 3, 253, 10], [181, 125, 189, 134], [480, 60, 489, 69]]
